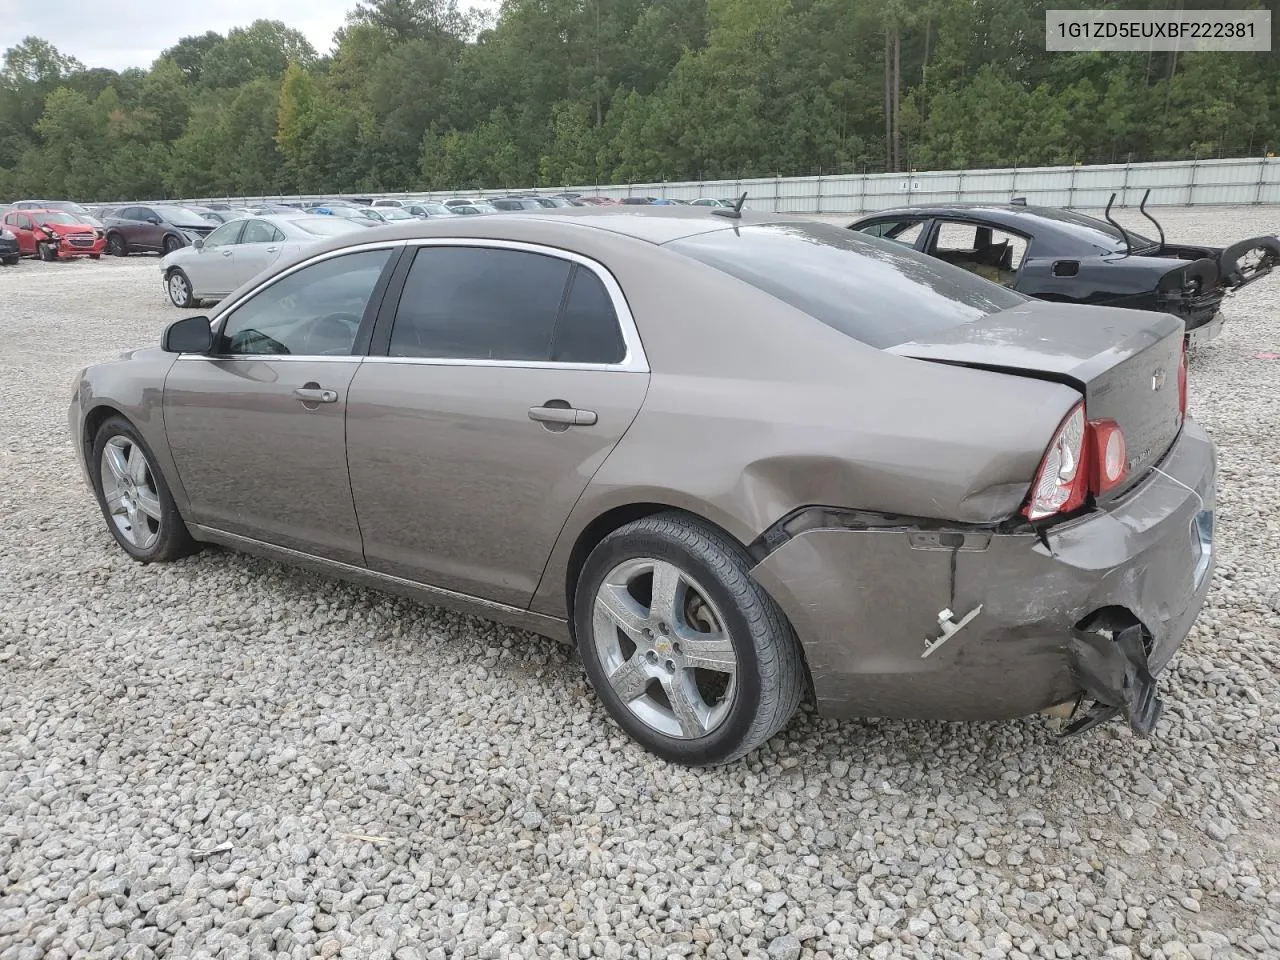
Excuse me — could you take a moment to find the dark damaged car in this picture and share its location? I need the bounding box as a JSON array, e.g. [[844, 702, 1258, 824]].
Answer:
[[851, 193, 1279, 341], [68, 210, 1214, 765]]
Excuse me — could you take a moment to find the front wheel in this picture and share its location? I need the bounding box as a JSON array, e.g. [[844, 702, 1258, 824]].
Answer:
[[38, 243, 57, 262], [107, 233, 128, 257], [90, 416, 197, 563], [574, 512, 805, 766], [162, 235, 182, 255], [89, 253, 101, 260], [167, 268, 195, 308]]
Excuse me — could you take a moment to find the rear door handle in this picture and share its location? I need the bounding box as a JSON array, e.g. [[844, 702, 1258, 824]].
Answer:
[[529, 404, 597, 426], [221, 249, 233, 257], [294, 386, 339, 404], [265, 246, 279, 253]]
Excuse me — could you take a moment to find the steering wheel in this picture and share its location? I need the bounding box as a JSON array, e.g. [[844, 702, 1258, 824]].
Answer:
[[302, 312, 362, 355]]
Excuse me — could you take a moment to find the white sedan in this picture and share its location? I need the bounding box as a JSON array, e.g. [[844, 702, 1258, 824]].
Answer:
[[159, 214, 368, 308]]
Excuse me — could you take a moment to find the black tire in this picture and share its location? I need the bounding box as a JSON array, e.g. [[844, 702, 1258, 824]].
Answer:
[[1, 257, 16, 266], [574, 511, 804, 766], [107, 233, 128, 257], [38, 243, 57, 262], [89, 253, 101, 260], [162, 235, 182, 255], [89, 415, 198, 564], [166, 268, 196, 308]]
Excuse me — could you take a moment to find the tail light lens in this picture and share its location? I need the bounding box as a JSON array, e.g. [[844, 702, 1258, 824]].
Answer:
[[1023, 403, 1130, 521], [1090, 418, 1128, 494], [1177, 340, 1189, 418], [1024, 402, 1088, 520]]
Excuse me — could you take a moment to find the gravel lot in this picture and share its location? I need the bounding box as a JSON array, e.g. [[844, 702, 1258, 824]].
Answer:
[[1, 208, 1278, 960]]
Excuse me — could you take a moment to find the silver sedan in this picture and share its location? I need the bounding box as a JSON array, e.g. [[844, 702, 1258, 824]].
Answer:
[[159, 214, 369, 308]]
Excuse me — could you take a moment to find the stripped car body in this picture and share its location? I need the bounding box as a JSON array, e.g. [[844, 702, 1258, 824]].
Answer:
[[850, 193, 1279, 340], [69, 209, 1214, 761]]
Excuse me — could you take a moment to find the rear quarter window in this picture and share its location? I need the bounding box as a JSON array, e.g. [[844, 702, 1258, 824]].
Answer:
[[667, 222, 1026, 349]]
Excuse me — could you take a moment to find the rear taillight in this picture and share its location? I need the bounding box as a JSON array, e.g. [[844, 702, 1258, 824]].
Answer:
[[1024, 402, 1088, 520], [1090, 418, 1128, 494], [1177, 340, 1189, 418], [1023, 402, 1130, 521]]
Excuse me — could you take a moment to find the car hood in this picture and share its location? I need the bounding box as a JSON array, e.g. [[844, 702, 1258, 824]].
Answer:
[[43, 223, 96, 235]]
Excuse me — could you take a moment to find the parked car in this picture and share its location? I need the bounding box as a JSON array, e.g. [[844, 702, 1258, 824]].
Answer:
[[12, 199, 96, 217], [576, 197, 616, 206], [448, 202, 499, 216], [198, 209, 253, 225], [249, 204, 301, 216], [443, 197, 488, 208], [371, 199, 406, 208], [490, 197, 547, 212], [103, 204, 217, 256], [0, 224, 19, 265], [2, 209, 105, 260], [619, 197, 655, 205], [359, 206, 417, 224], [159, 214, 369, 308], [402, 202, 459, 219], [691, 198, 738, 208], [309, 206, 381, 226], [70, 209, 1214, 765], [849, 196, 1280, 342]]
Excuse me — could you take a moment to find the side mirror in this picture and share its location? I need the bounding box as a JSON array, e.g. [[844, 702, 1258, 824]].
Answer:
[[192, 238, 204, 250], [147, 216, 162, 225], [162, 315, 213, 354]]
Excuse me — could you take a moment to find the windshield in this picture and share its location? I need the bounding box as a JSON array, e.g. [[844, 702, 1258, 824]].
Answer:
[[35, 212, 81, 225], [155, 205, 212, 227], [1028, 207, 1157, 252], [667, 221, 1026, 349], [375, 207, 414, 220], [419, 203, 453, 216], [293, 216, 368, 237]]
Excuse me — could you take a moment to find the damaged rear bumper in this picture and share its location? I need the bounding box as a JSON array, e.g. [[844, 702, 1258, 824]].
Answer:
[[749, 419, 1216, 731]]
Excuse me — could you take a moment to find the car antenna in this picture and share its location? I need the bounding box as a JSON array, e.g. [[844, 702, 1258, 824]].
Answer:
[[1103, 192, 1132, 258], [711, 191, 749, 220], [1137, 188, 1165, 251], [1010, 195, 1027, 206]]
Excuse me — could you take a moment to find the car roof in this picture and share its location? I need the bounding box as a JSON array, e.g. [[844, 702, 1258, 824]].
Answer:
[[290, 207, 814, 258]]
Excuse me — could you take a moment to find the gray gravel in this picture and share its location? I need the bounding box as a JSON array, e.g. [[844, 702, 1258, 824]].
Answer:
[[2, 210, 1278, 960]]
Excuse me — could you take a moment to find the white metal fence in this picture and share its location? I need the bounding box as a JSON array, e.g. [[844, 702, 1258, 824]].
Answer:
[[185, 156, 1280, 214]]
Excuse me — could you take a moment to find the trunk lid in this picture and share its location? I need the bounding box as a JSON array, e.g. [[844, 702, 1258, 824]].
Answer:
[[888, 301, 1184, 500]]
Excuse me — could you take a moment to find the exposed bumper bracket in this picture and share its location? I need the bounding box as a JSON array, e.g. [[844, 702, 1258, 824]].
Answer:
[[1062, 624, 1163, 738]]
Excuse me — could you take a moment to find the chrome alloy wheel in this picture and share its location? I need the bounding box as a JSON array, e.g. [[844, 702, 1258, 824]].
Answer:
[[168, 271, 191, 306], [100, 435, 163, 550], [591, 558, 738, 739]]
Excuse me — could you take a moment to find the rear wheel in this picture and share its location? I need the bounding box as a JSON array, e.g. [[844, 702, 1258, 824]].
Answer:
[[166, 268, 195, 308], [574, 512, 805, 765], [162, 235, 182, 255], [90, 416, 197, 564]]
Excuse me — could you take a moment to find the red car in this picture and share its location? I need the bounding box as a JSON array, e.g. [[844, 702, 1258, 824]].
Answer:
[[1, 209, 105, 260]]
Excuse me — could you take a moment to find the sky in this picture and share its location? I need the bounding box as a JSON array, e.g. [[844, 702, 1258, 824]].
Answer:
[[0, 0, 492, 72]]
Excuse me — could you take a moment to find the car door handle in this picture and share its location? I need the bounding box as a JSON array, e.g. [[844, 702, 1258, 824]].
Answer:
[[221, 249, 233, 257], [529, 404, 597, 426], [264, 246, 280, 253], [294, 386, 339, 404]]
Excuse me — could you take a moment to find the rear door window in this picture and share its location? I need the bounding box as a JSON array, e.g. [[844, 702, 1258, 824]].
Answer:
[[667, 222, 1025, 349], [929, 220, 1029, 288], [388, 246, 571, 361]]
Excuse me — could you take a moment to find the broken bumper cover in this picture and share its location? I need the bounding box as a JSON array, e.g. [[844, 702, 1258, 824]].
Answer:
[[749, 418, 1215, 729]]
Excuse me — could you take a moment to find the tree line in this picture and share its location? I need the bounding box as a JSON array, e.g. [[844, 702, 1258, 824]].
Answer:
[[1, 0, 1277, 202]]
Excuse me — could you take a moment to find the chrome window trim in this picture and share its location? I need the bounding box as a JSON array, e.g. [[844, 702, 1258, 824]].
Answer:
[[378, 236, 648, 373], [176, 236, 649, 373]]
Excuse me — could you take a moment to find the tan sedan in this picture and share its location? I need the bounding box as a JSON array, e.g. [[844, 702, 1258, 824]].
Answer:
[[69, 209, 1215, 764]]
